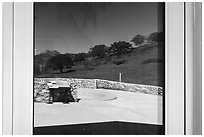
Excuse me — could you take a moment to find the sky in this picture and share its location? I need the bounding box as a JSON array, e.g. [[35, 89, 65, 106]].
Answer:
[[35, 2, 162, 54]]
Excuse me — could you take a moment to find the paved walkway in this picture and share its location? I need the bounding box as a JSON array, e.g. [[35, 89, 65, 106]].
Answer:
[[34, 88, 163, 127]]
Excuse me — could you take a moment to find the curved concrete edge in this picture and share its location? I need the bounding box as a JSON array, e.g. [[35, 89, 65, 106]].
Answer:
[[77, 88, 117, 101]]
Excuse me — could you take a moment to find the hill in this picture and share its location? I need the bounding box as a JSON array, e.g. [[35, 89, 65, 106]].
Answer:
[[36, 43, 164, 87]]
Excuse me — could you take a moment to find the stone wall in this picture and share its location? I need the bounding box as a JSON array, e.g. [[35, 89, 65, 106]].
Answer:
[[96, 79, 162, 95], [34, 78, 163, 102], [66, 78, 96, 89], [34, 78, 96, 102], [34, 78, 50, 102]]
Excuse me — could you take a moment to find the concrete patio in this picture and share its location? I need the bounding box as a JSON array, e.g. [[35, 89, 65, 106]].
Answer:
[[34, 88, 163, 127]]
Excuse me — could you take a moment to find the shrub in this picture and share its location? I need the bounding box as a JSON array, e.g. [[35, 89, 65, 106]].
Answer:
[[112, 60, 126, 65], [141, 58, 163, 64]]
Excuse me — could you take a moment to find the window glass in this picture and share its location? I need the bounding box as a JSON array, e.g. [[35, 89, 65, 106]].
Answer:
[[34, 2, 165, 135]]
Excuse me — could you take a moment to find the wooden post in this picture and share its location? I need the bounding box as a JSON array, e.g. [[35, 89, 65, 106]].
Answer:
[[119, 73, 122, 82], [95, 79, 97, 89]]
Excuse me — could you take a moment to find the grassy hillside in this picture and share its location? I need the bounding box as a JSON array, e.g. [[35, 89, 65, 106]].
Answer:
[[36, 43, 164, 87]]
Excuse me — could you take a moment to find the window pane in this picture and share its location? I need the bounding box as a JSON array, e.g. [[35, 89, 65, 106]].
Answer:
[[34, 2, 165, 135]]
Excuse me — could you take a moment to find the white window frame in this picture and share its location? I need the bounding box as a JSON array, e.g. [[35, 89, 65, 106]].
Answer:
[[2, 2, 202, 135]]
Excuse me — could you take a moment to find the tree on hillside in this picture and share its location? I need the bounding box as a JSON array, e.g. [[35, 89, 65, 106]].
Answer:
[[131, 35, 145, 46], [89, 44, 108, 58], [34, 50, 60, 75], [47, 54, 73, 73], [110, 41, 132, 56], [73, 53, 87, 63], [148, 32, 164, 43], [34, 55, 45, 75]]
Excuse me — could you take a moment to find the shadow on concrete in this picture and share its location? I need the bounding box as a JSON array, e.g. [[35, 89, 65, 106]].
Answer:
[[33, 121, 164, 135]]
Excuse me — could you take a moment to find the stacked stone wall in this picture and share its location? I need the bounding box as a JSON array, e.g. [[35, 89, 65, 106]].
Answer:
[[34, 78, 163, 102]]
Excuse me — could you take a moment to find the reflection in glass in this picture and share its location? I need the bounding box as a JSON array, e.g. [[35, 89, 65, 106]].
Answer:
[[34, 2, 165, 135]]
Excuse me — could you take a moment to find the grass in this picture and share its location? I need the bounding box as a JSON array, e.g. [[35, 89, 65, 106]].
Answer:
[[36, 43, 164, 87]]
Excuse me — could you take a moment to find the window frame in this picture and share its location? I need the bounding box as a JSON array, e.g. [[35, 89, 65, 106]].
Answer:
[[2, 2, 202, 135]]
